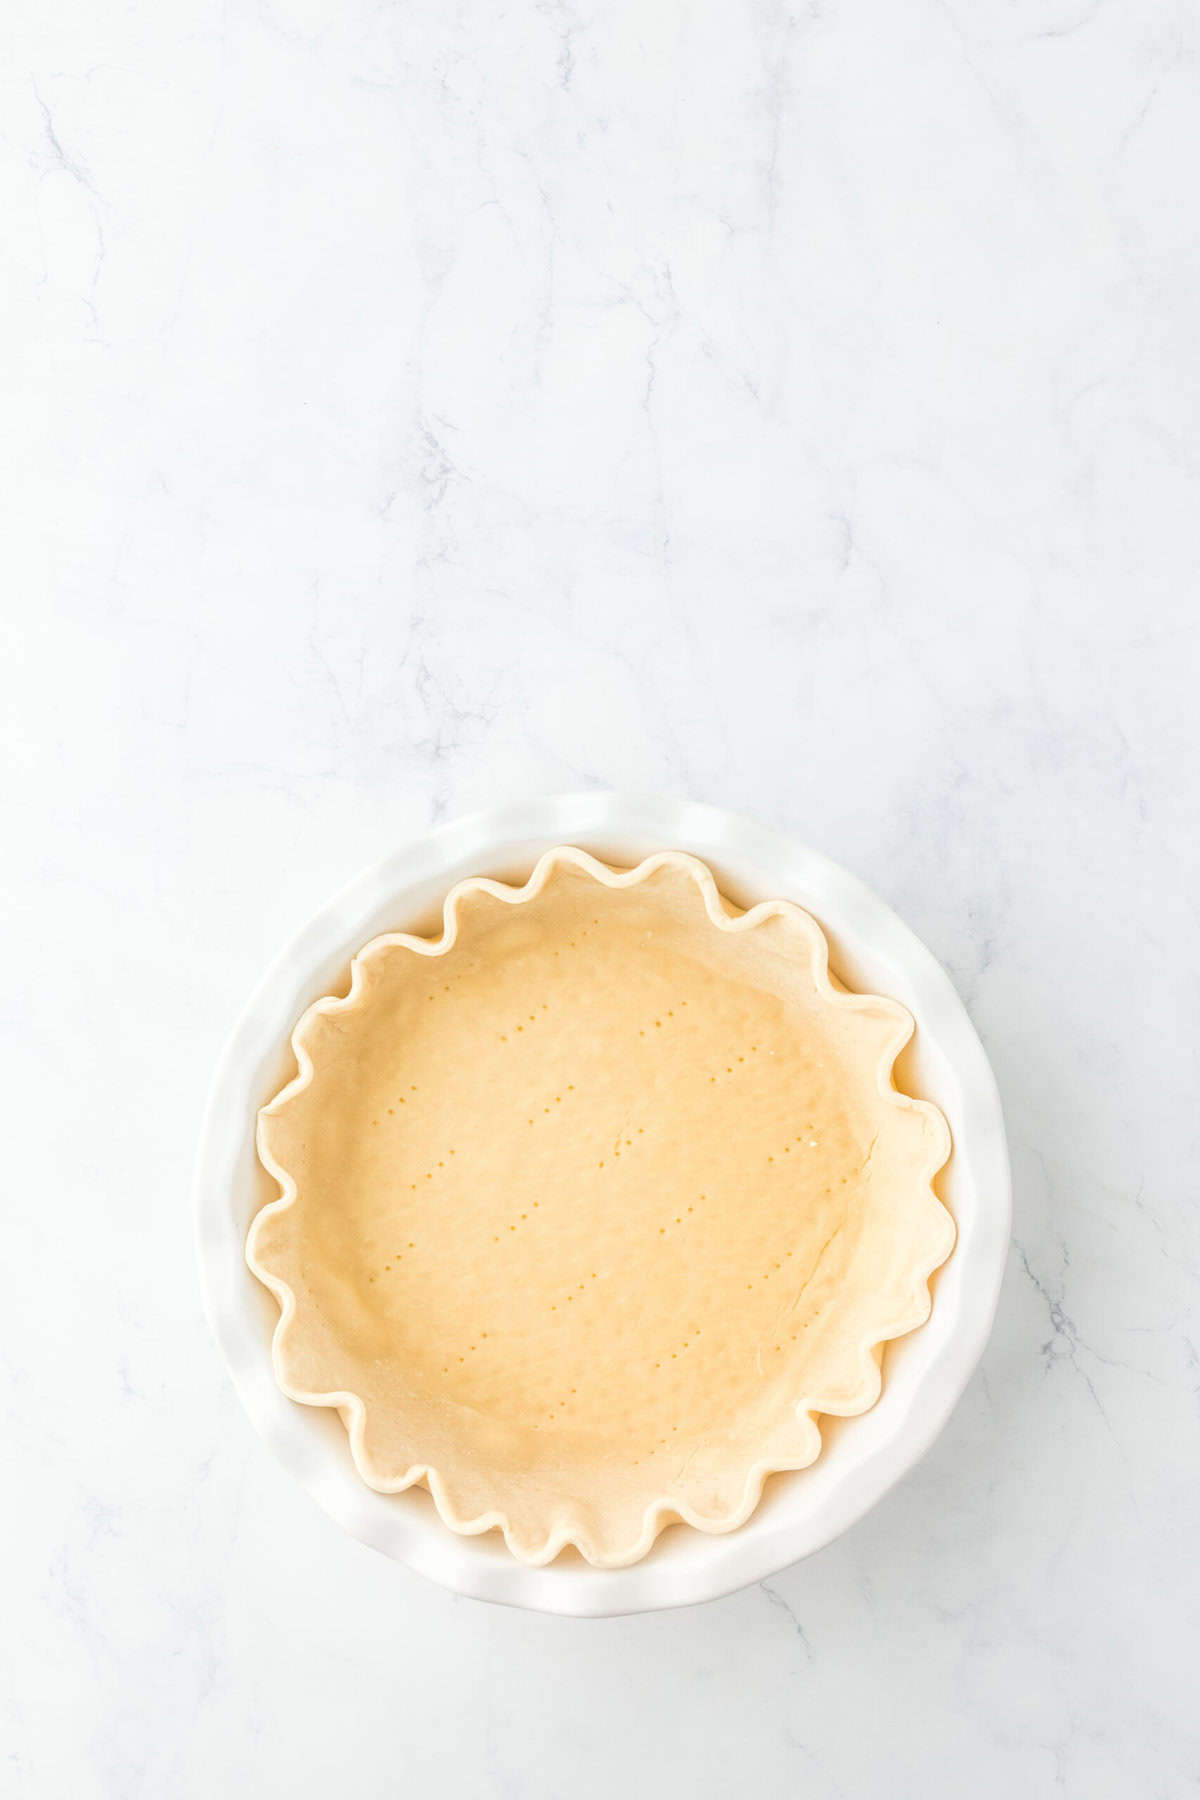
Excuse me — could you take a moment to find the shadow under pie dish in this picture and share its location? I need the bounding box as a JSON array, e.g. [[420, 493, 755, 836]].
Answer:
[[247, 847, 953, 1569]]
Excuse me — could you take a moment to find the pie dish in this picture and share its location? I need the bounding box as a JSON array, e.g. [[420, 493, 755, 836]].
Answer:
[[247, 846, 954, 1568]]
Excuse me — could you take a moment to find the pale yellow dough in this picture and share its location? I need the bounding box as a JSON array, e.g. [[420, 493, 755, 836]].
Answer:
[[249, 850, 953, 1566]]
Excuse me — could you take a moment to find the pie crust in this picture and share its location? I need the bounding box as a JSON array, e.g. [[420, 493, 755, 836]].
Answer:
[[248, 849, 953, 1567]]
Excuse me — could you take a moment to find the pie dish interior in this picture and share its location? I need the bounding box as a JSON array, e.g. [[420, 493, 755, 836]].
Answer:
[[248, 848, 953, 1568]]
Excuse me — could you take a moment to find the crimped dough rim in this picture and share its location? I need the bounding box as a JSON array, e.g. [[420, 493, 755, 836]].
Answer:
[[247, 848, 954, 1567]]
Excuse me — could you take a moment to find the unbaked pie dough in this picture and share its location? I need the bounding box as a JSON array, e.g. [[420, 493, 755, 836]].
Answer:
[[248, 849, 953, 1567]]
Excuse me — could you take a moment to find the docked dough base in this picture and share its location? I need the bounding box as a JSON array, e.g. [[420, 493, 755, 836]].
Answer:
[[249, 851, 953, 1566]]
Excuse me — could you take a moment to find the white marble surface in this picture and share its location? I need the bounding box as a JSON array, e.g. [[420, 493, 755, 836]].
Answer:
[[4, 0, 1199, 1792]]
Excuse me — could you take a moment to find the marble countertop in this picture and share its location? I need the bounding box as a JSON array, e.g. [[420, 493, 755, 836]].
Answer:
[[5, 0, 1199, 1793]]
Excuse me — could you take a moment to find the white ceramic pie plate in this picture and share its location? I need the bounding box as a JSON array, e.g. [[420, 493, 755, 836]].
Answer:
[[194, 793, 1010, 1616]]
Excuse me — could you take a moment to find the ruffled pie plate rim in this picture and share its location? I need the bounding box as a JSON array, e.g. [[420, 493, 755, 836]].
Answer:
[[194, 791, 1010, 1615], [246, 846, 955, 1570]]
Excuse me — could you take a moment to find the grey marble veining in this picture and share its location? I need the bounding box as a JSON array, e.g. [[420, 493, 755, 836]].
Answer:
[[3, 0, 1199, 1794]]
